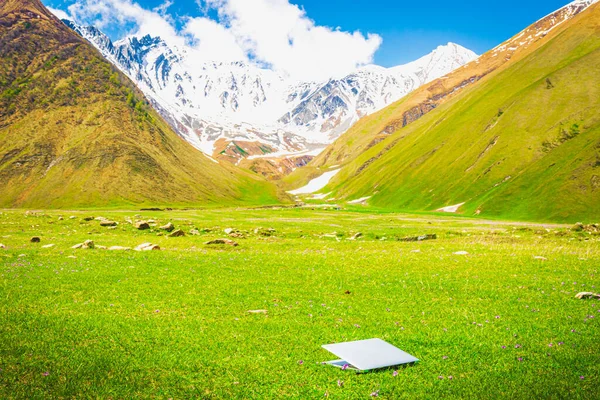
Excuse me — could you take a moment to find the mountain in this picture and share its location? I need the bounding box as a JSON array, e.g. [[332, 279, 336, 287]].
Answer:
[[287, 0, 600, 223], [60, 19, 476, 166], [0, 0, 282, 208]]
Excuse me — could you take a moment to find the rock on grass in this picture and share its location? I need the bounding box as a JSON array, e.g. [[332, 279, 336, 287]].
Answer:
[[205, 239, 239, 247]]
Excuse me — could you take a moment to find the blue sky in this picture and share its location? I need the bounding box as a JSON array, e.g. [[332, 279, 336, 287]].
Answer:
[[44, 0, 575, 69]]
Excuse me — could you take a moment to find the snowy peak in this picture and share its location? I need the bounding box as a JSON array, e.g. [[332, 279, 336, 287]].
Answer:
[[61, 18, 477, 160]]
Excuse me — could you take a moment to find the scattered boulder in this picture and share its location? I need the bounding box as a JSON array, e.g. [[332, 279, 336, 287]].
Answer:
[[572, 223, 600, 234], [41, 244, 55, 249], [348, 232, 363, 240], [189, 229, 200, 236], [247, 309, 268, 314], [108, 246, 131, 251], [254, 227, 276, 237], [169, 229, 185, 237], [134, 243, 160, 251], [205, 239, 239, 247], [135, 221, 150, 230], [72, 240, 95, 249], [160, 222, 175, 232], [575, 292, 600, 300], [30, 236, 41, 243], [572, 222, 584, 232], [224, 228, 235, 235], [0, 244, 5, 249], [96, 245, 107, 250], [94, 217, 107, 221], [58, 216, 64, 221], [399, 234, 437, 242], [69, 216, 76, 220], [100, 220, 118, 227], [83, 217, 94, 221]]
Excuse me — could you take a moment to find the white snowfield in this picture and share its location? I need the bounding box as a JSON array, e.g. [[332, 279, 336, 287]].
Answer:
[[288, 169, 341, 195]]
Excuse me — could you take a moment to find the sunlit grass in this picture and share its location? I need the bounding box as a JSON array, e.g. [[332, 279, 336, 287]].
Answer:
[[0, 208, 598, 398]]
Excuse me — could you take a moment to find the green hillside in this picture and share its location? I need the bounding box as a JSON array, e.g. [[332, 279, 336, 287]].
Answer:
[[311, 2, 600, 223], [0, 0, 283, 209]]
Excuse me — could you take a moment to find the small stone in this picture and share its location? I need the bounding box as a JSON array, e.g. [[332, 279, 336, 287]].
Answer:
[[83, 217, 94, 221], [575, 292, 600, 300], [0, 244, 5, 249], [247, 310, 268, 314], [189, 229, 200, 236], [205, 238, 238, 247], [95, 217, 107, 221], [58, 216, 64, 221], [572, 222, 584, 232], [348, 232, 363, 240], [71, 243, 83, 249], [169, 229, 185, 237], [454, 251, 469, 255], [160, 222, 175, 232], [96, 245, 107, 250], [18, 254, 26, 258], [100, 220, 117, 227], [67, 255, 76, 259], [30, 237, 41, 243], [534, 256, 547, 261], [69, 216, 76, 220], [134, 243, 160, 251], [224, 228, 235, 235], [41, 244, 55, 249], [135, 221, 150, 230], [108, 246, 131, 251], [82, 240, 95, 249]]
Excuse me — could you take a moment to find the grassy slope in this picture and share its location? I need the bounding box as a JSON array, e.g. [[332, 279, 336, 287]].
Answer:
[[0, 209, 598, 398], [320, 4, 600, 223], [0, 0, 283, 209]]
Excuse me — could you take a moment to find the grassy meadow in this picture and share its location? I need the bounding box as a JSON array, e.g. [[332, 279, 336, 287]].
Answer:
[[0, 207, 598, 399]]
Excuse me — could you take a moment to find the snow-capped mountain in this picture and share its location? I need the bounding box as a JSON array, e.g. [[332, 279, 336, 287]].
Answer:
[[63, 19, 477, 160]]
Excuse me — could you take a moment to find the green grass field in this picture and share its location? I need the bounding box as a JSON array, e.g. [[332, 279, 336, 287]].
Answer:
[[0, 208, 598, 399]]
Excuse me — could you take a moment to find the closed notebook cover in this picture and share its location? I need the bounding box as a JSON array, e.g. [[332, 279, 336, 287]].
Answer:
[[322, 338, 419, 371]]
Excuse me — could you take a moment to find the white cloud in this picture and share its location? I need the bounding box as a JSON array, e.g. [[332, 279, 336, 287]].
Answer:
[[183, 17, 248, 62], [204, 0, 382, 80], [47, 6, 71, 20], [52, 0, 382, 80]]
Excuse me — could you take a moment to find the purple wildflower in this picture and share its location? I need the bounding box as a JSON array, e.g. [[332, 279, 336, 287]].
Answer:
[[337, 380, 344, 387], [515, 344, 522, 349], [438, 375, 444, 379], [517, 357, 523, 362], [42, 371, 50, 376], [501, 346, 507, 349], [558, 342, 564, 346], [448, 375, 454, 380], [354, 324, 361, 328], [342, 364, 349, 371], [548, 343, 553, 347], [580, 376, 585, 380], [495, 315, 500, 319], [442, 356, 448, 360], [154, 309, 160, 313], [298, 360, 304, 365], [393, 370, 399, 377], [370, 390, 379, 397]]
